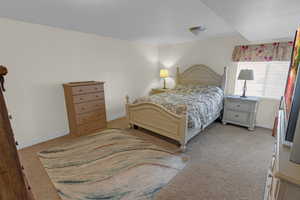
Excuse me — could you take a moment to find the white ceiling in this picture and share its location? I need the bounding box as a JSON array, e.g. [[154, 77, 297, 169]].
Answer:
[[0, 0, 299, 44], [0, 0, 236, 44], [201, 0, 300, 41]]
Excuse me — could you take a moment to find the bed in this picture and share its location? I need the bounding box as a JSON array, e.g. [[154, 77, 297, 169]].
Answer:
[[125, 64, 227, 151]]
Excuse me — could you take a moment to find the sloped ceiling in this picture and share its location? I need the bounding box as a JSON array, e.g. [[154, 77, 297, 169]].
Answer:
[[0, 0, 299, 44], [200, 0, 300, 41]]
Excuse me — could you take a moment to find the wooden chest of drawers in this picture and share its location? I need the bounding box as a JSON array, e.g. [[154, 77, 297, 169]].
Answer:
[[63, 81, 107, 136]]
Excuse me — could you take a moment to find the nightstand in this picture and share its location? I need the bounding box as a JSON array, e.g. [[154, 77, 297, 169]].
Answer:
[[150, 88, 171, 95], [222, 95, 259, 131]]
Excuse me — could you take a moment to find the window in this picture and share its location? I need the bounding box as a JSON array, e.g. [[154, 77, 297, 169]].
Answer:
[[234, 61, 290, 99]]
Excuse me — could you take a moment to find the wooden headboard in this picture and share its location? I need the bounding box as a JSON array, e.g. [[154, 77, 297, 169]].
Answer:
[[175, 64, 227, 90]]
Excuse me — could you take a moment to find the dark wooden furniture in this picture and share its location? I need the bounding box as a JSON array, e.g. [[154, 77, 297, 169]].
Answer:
[[0, 65, 34, 200], [63, 81, 107, 136]]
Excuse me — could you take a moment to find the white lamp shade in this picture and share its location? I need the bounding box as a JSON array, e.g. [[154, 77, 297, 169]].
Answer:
[[238, 69, 254, 80]]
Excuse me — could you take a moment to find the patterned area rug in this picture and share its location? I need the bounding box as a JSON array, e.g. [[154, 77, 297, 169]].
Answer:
[[38, 129, 188, 200]]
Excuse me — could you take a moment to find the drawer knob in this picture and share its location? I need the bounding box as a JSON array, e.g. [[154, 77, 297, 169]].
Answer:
[[268, 174, 273, 178], [79, 89, 82, 92], [8, 115, 12, 120], [236, 105, 240, 107], [80, 98, 83, 100], [234, 114, 239, 118]]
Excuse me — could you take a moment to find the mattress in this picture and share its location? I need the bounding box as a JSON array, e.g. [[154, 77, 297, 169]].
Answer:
[[134, 85, 224, 129]]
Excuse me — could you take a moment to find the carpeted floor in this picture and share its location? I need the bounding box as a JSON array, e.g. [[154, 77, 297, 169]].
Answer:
[[19, 118, 274, 200]]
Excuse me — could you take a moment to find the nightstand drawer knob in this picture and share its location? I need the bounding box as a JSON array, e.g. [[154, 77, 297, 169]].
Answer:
[[235, 114, 239, 118], [236, 104, 240, 107]]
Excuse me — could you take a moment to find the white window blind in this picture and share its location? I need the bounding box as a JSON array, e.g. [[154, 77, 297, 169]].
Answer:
[[234, 61, 290, 99]]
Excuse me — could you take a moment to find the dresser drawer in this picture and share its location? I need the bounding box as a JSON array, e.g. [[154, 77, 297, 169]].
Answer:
[[75, 100, 105, 114], [266, 172, 273, 200], [72, 84, 104, 95], [273, 142, 277, 156], [269, 175, 280, 200], [73, 92, 104, 103], [76, 110, 106, 125], [224, 110, 249, 125], [78, 121, 106, 135], [225, 99, 252, 112]]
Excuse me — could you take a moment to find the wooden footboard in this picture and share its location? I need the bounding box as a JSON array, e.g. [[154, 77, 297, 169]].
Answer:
[[125, 96, 188, 150]]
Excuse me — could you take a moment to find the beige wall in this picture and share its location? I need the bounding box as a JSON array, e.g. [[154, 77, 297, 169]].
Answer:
[[0, 18, 159, 148], [0, 18, 283, 148], [158, 35, 281, 129]]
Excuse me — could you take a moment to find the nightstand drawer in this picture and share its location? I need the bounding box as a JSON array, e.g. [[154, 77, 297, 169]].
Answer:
[[224, 110, 249, 125], [225, 100, 252, 112]]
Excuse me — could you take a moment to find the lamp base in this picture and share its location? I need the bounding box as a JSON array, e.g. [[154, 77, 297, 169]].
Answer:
[[162, 78, 167, 89], [241, 80, 247, 98]]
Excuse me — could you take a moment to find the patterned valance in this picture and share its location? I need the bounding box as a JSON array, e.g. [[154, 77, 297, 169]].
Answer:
[[232, 41, 293, 62]]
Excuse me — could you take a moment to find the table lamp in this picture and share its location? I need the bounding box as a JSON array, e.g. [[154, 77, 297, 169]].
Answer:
[[238, 69, 254, 97], [160, 69, 169, 89]]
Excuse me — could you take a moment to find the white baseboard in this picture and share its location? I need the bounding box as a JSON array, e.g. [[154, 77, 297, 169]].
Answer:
[[256, 123, 273, 130]]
